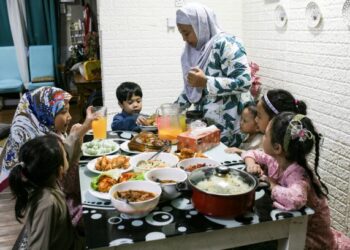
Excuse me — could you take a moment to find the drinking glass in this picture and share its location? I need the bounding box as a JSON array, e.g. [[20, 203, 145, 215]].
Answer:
[[92, 106, 107, 140]]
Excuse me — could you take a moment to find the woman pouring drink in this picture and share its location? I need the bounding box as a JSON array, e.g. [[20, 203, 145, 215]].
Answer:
[[175, 3, 252, 147]]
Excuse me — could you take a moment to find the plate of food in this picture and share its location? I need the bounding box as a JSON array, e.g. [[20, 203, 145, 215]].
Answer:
[[130, 152, 179, 173], [175, 148, 207, 160], [86, 155, 132, 174], [82, 139, 119, 157], [89, 171, 145, 200], [120, 140, 142, 154]]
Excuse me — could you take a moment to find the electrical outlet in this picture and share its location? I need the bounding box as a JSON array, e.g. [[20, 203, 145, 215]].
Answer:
[[175, 0, 184, 7]]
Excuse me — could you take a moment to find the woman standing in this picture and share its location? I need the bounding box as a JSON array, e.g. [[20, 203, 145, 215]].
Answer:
[[175, 3, 252, 146]]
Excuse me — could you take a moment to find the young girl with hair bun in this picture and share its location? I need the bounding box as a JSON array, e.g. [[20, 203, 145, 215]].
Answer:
[[242, 112, 350, 249], [9, 135, 84, 249], [256, 89, 307, 133]]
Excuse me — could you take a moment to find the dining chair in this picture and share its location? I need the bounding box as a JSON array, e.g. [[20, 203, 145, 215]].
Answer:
[[27, 45, 55, 91]]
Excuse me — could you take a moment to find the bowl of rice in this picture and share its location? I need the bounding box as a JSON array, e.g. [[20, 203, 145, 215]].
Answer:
[[130, 152, 179, 173]]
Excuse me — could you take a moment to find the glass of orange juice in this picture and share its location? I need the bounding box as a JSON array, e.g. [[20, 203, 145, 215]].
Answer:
[[92, 106, 107, 140]]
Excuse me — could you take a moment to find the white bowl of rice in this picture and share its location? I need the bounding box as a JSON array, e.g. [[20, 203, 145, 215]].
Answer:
[[130, 152, 179, 173]]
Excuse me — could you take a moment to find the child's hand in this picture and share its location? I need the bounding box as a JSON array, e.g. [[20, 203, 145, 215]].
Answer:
[[259, 175, 277, 191], [136, 116, 148, 126], [85, 106, 100, 127], [225, 147, 243, 155], [246, 163, 264, 176]]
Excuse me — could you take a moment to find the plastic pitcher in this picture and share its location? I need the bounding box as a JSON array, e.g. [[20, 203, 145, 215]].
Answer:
[[156, 103, 183, 143]]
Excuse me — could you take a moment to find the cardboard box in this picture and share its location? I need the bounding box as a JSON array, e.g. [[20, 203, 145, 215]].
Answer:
[[177, 126, 221, 152]]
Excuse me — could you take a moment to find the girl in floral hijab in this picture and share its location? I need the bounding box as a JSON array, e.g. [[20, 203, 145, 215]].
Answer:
[[1, 87, 72, 178], [0, 86, 95, 228]]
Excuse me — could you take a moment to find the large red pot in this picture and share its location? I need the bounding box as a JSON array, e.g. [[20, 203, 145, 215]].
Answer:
[[188, 166, 257, 218]]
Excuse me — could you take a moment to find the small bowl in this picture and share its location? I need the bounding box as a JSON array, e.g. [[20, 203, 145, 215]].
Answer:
[[144, 168, 187, 201], [109, 180, 161, 218], [177, 157, 220, 174], [130, 152, 179, 173]]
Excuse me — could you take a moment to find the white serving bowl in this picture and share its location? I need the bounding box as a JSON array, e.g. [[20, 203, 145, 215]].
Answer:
[[177, 157, 220, 174], [130, 152, 179, 173], [109, 180, 161, 218], [144, 168, 187, 201]]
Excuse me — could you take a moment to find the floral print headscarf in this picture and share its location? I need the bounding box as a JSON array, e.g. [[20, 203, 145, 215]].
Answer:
[[0, 87, 72, 179]]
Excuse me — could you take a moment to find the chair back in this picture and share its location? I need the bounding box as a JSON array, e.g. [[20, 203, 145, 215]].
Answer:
[[0, 46, 21, 80], [29, 45, 54, 79]]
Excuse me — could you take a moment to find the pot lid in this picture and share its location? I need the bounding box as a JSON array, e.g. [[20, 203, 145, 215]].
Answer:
[[189, 166, 256, 196]]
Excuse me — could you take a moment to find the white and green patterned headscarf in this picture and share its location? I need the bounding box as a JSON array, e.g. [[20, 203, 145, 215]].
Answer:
[[0, 87, 71, 183], [176, 3, 222, 103]]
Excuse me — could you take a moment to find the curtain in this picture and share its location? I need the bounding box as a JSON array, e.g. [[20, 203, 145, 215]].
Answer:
[[6, 0, 30, 86], [25, 0, 60, 83], [0, 0, 13, 46]]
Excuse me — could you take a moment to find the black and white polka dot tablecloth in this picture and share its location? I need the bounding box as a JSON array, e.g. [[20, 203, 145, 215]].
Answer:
[[82, 190, 314, 249]]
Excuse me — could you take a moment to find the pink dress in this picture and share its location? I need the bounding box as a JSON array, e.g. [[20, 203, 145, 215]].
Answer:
[[242, 150, 350, 250]]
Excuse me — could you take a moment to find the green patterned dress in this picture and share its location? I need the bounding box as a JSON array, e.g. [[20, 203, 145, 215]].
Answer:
[[176, 34, 252, 147]]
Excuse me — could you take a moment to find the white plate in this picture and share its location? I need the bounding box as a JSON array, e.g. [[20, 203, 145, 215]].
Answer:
[[88, 188, 110, 200], [342, 0, 350, 26], [274, 4, 287, 28], [120, 140, 142, 154], [86, 155, 132, 174], [305, 1, 322, 28], [82, 139, 120, 157], [139, 125, 158, 132], [109, 131, 138, 140]]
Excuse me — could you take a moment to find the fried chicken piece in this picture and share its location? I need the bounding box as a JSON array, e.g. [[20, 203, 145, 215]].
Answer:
[[97, 176, 117, 193]]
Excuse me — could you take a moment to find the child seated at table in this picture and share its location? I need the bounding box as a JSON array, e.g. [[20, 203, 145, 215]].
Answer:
[[225, 103, 263, 155], [111, 82, 150, 131], [9, 135, 85, 249], [242, 112, 350, 249]]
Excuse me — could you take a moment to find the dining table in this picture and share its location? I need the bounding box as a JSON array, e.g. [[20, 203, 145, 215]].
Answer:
[[79, 131, 313, 250]]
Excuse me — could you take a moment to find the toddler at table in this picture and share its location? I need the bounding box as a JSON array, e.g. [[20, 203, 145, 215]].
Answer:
[[242, 112, 350, 249], [225, 103, 263, 155], [111, 82, 150, 131], [10, 135, 85, 249]]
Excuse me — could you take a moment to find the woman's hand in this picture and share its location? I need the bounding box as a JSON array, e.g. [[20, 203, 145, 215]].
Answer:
[[187, 67, 207, 88]]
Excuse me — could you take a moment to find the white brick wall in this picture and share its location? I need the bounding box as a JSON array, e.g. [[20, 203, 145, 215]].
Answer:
[[242, 0, 350, 235], [98, 0, 349, 236]]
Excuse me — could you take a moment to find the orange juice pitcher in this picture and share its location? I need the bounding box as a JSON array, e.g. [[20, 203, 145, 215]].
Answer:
[[156, 103, 182, 143]]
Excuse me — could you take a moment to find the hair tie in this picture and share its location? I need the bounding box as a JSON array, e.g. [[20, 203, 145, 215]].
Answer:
[[318, 133, 324, 146], [16, 161, 25, 169], [283, 114, 314, 151], [263, 93, 279, 115]]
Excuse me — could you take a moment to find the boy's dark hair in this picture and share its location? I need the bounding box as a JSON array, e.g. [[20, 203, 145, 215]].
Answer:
[[116, 82, 142, 103], [9, 135, 65, 222], [261, 89, 307, 120], [243, 102, 257, 117], [270, 112, 328, 199]]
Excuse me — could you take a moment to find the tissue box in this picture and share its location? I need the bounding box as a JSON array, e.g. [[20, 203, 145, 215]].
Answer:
[[177, 126, 221, 152]]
